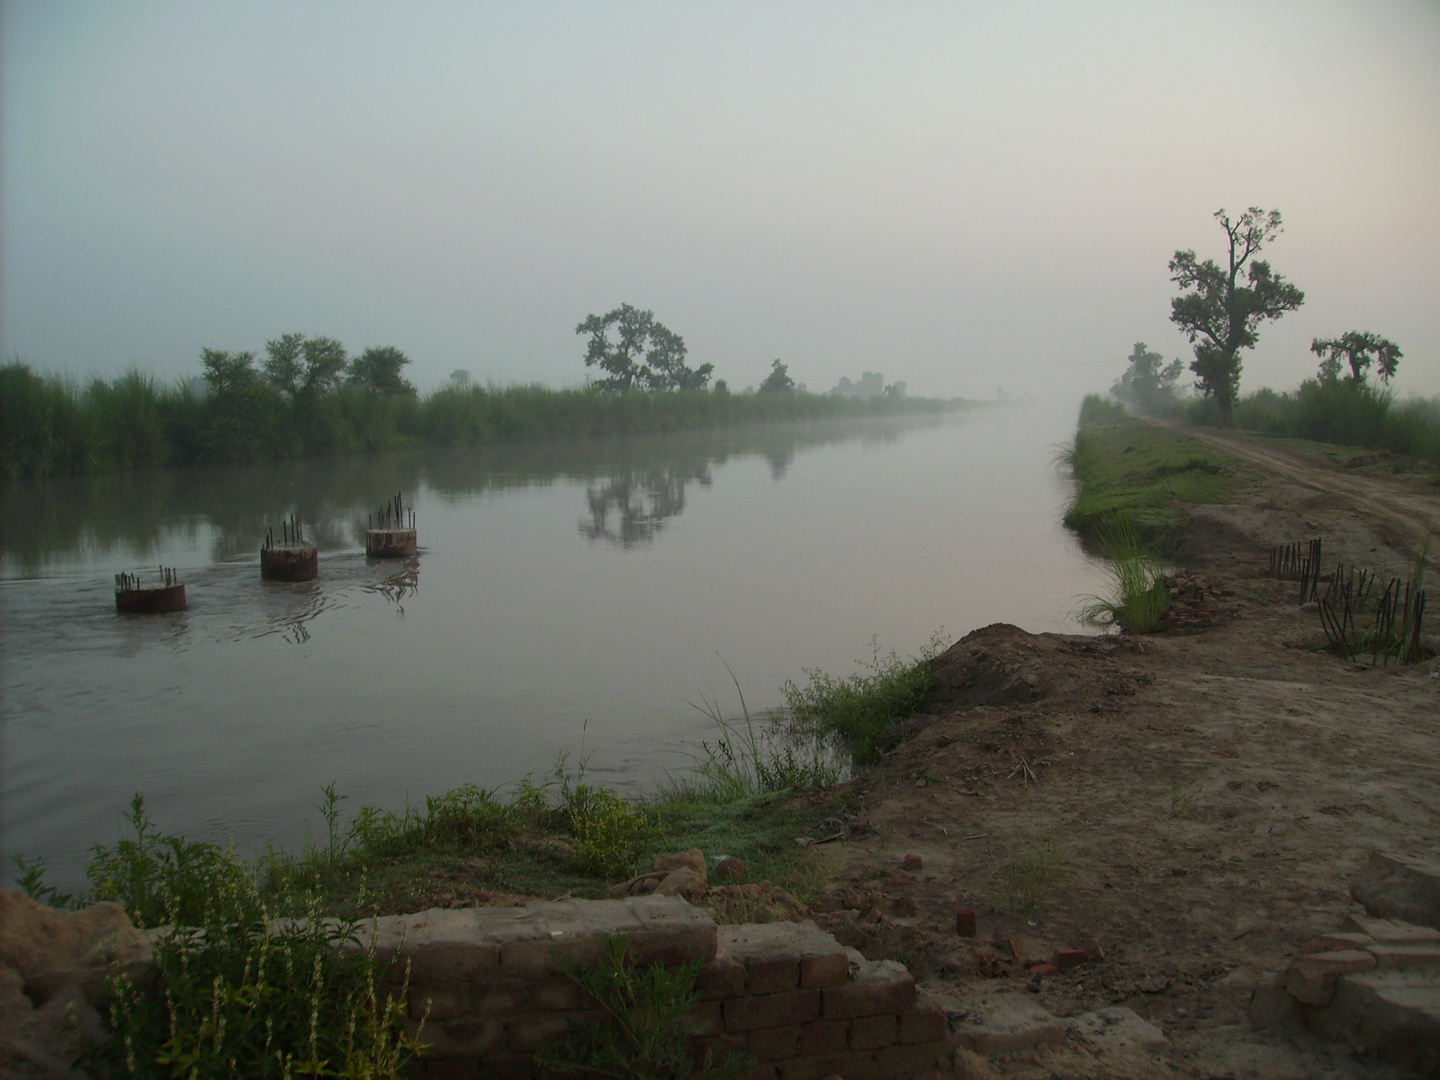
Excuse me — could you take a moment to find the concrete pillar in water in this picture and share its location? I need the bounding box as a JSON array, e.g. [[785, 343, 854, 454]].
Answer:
[[366, 492, 418, 558], [261, 515, 319, 580], [115, 568, 187, 614], [365, 527, 418, 558]]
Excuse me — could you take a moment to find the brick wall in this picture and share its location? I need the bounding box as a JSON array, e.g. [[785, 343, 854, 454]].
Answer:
[[362, 896, 952, 1080]]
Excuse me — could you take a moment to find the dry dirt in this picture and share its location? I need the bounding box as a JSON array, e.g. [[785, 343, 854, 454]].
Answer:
[[795, 430, 1440, 1079]]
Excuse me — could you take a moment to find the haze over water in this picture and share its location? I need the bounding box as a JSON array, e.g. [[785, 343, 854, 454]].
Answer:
[[2, 402, 1107, 887]]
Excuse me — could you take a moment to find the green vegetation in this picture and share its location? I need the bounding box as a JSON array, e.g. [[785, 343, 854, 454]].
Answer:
[[780, 634, 944, 765], [992, 837, 1071, 915], [536, 937, 752, 1080], [0, 360, 965, 479], [1063, 399, 1249, 548], [1073, 520, 1170, 634], [15, 635, 952, 1076]]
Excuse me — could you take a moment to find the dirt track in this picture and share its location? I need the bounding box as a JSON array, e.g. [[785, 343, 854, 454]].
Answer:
[[800, 432, 1440, 1079]]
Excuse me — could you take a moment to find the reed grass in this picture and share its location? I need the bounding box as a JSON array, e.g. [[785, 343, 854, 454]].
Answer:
[[1073, 519, 1171, 635], [0, 360, 968, 478]]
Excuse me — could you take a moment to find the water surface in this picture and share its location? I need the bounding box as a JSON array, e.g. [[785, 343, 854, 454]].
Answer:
[[1, 402, 1103, 886]]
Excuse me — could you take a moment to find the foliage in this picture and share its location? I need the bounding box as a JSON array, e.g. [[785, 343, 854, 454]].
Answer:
[[263, 334, 349, 404], [0, 358, 965, 479], [757, 359, 795, 393], [1073, 519, 1171, 634], [1168, 207, 1304, 427], [576, 304, 713, 392], [993, 837, 1070, 914], [1311, 331, 1402, 386], [85, 794, 255, 929], [102, 898, 418, 1079], [1076, 393, 1127, 427], [348, 346, 417, 396], [1110, 343, 1185, 412], [536, 937, 752, 1080], [1062, 413, 1245, 548], [781, 634, 944, 765]]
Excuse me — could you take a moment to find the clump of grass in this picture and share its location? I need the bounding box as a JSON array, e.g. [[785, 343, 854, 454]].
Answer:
[[1167, 783, 1201, 819], [536, 936, 752, 1080], [993, 837, 1071, 915], [780, 633, 945, 765], [1074, 519, 1171, 634]]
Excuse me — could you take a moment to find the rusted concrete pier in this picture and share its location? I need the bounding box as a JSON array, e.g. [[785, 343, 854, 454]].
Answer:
[[114, 567, 187, 613], [366, 492, 418, 558], [261, 514, 318, 581]]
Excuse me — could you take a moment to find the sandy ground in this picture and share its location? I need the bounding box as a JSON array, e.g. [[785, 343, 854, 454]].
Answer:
[[797, 430, 1440, 1079]]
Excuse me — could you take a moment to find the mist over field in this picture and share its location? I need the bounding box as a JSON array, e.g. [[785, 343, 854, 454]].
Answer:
[[3, 1, 1437, 401]]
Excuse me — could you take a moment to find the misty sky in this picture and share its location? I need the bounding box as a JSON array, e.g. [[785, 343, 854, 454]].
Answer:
[[4, 1, 1438, 400]]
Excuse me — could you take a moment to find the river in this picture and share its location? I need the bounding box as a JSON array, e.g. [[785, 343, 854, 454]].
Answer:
[[1, 399, 1105, 887]]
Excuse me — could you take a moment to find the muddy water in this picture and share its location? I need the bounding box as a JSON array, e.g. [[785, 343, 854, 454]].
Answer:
[[1, 401, 1104, 886]]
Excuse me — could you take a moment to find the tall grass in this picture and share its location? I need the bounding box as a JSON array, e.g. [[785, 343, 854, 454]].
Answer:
[[1073, 520, 1170, 634], [0, 361, 969, 479]]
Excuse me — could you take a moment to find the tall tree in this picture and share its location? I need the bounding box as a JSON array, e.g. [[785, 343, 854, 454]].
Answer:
[[1111, 342, 1184, 411], [1310, 332, 1402, 385], [758, 359, 795, 392], [1169, 208, 1304, 426], [348, 345, 417, 395], [576, 304, 712, 391], [263, 333, 348, 403]]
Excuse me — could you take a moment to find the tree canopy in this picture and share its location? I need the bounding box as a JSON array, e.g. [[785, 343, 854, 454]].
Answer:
[[576, 305, 713, 391], [262, 333, 348, 403], [1111, 342, 1184, 412], [348, 345, 416, 396], [1169, 208, 1304, 427], [1311, 332, 1402, 385], [758, 359, 795, 393]]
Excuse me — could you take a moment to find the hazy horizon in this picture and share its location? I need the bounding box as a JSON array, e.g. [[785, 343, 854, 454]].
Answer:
[[4, 1, 1437, 401]]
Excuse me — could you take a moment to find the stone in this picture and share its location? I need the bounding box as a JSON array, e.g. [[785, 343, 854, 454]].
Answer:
[[1307, 970, 1440, 1075], [0, 890, 151, 1003], [654, 867, 707, 899], [1350, 851, 1440, 929], [1284, 949, 1376, 1005], [901, 854, 923, 872], [822, 961, 915, 1021], [948, 991, 1065, 1053], [653, 849, 708, 881], [1300, 931, 1375, 954], [1247, 971, 1301, 1027], [1067, 1006, 1166, 1049], [715, 857, 747, 884]]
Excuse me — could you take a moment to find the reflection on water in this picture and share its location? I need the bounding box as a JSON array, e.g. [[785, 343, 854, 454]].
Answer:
[[0, 418, 927, 575], [2, 405, 1111, 890]]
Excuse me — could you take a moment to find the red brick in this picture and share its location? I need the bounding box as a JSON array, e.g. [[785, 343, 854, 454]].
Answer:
[[681, 1001, 724, 1035], [697, 955, 747, 1000], [743, 1067, 777, 1080], [507, 1014, 573, 1052], [404, 941, 501, 984], [778, 1053, 867, 1080], [902, 854, 923, 871], [475, 1054, 533, 1080], [954, 909, 976, 938], [422, 1059, 479, 1080], [724, 990, 823, 1031], [799, 951, 851, 990], [1301, 931, 1375, 955], [1053, 949, 1089, 970], [889, 897, 917, 918], [627, 927, 716, 967], [413, 1018, 505, 1058], [822, 963, 915, 1021], [748, 956, 801, 995], [900, 999, 947, 1044], [871, 1041, 951, 1078], [1285, 950, 1376, 1005], [532, 978, 581, 1010], [850, 1014, 898, 1050], [797, 1019, 850, 1056], [748, 1024, 803, 1061], [1364, 943, 1440, 971]]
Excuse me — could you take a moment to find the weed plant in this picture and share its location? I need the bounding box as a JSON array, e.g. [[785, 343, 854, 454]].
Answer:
[[1074, 519, 1171, 635], [0, 360, 967, 479], [781, 634, 944, 765], [535, 937, 752, 1080], [993, 837, 1071, 915]]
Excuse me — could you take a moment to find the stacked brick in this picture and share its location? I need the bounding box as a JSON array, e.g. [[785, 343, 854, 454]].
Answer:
[[1250, 851, 1440, 1077], [362, 896, 951, 1080]]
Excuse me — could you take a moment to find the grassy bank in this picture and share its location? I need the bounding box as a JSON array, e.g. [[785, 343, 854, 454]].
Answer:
[[1062, 395, 1253, 549], [15, 638, 942, 1074], [1151, 379, 1440, 466], [0, 362, 970, 479]]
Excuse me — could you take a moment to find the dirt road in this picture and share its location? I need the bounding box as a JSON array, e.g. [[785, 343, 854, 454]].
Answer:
[[801, 430, 1440, 1079]]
